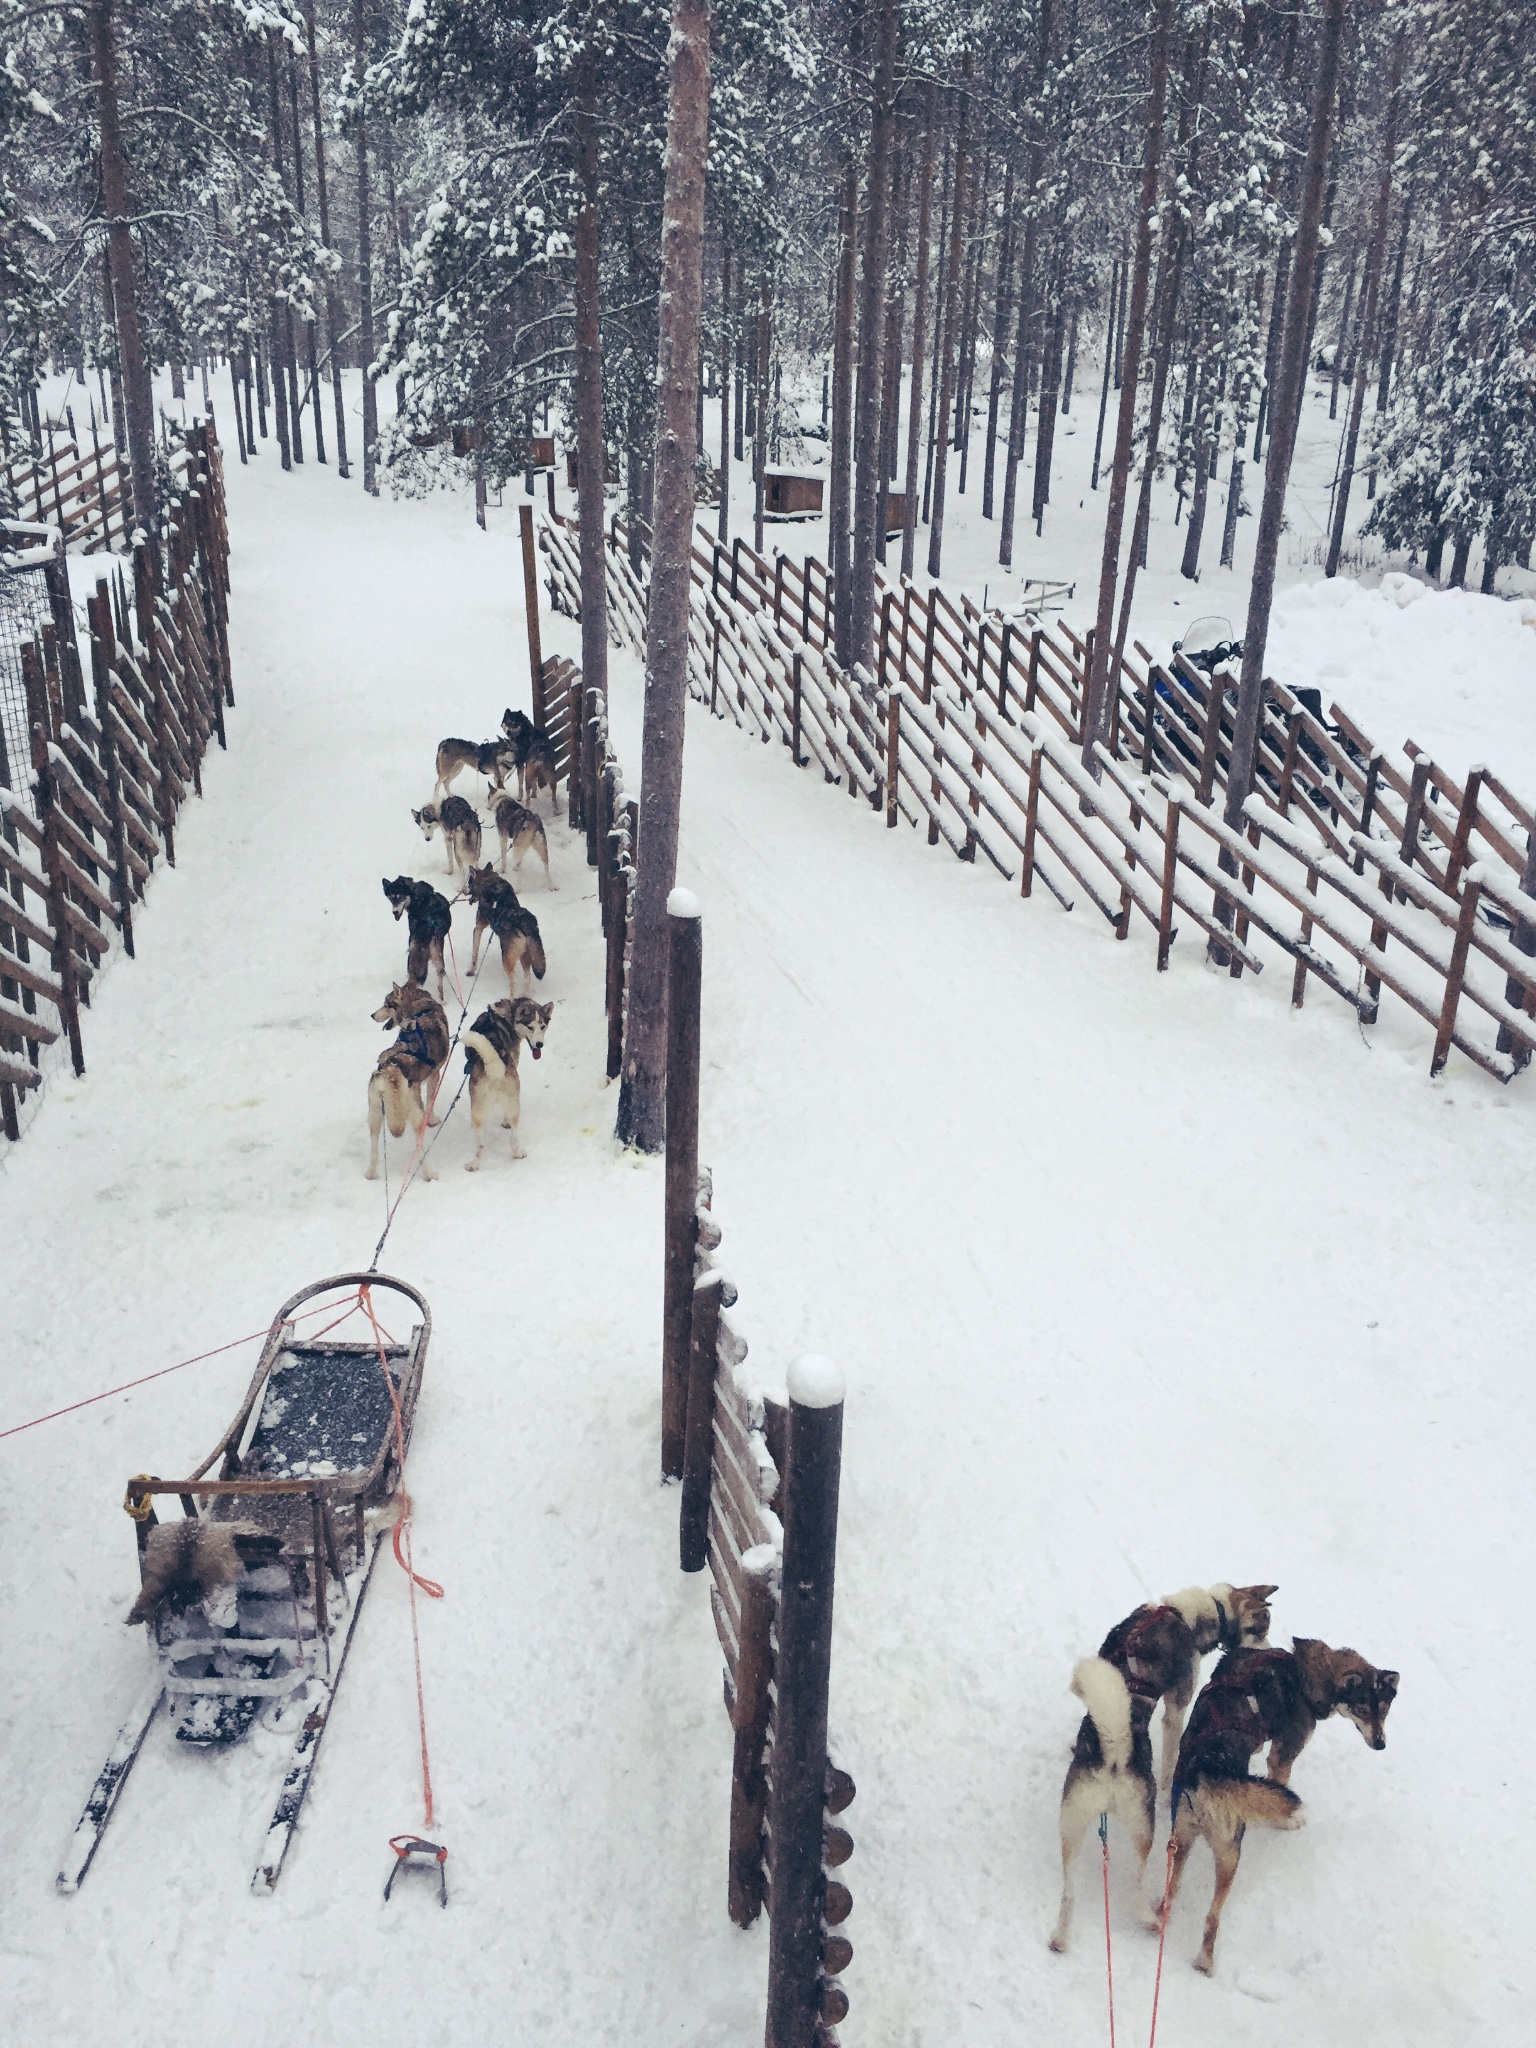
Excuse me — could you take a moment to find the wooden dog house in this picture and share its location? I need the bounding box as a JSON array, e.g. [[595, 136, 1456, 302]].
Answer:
[[763, 471, 824, 519]]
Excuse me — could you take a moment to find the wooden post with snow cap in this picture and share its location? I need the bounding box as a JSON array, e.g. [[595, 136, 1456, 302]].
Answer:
[[519, 503, 546, 728], [680, 1266, 728, 1571], [766, 1354, 847, 2048], [661, 888, 703, 1480]]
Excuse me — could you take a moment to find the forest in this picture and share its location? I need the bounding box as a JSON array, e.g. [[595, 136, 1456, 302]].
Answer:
[[3, 1, 1533, 665]]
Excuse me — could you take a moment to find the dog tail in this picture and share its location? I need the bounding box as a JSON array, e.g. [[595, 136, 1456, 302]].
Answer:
[[1071, 1656, 1134, 1771], [528, 931, 547, 981], [462, 1029, 504, 1079], [1182, 1775, 1304, 1833]]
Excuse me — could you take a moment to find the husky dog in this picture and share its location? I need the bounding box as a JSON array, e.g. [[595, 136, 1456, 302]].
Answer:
[[126, 1519, 275, 1627], [413, 794, 482, 878], [1165, 1639, 1400, 1974], [434, 735, 516, 802], [461, 996, 553, 1168], [490, 793, 554, 888], [466, 863, 547, 991], [382, 875, 453, 997], [501, 707, 560, 810], [366, 982, 451, 1181], [1050, 1583, 1277, 1953]]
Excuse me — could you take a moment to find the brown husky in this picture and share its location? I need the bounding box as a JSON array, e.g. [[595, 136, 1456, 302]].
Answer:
[[1049, 1583, 1277, 1953], [1164, 1638, 1399, 1973], [461, 996, 553, 1168], [501, 707, 559, 810], [490, 793, 554, 888], [413, 795, 482, 878], [434, 735, 515, 802], [365, 982, 451, 1181], [466, 864, 546, 991]]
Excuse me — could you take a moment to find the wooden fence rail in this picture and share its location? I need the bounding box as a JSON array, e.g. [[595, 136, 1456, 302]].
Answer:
[[0, 420, 233, 1140], [538, 509, 1535, 1088]]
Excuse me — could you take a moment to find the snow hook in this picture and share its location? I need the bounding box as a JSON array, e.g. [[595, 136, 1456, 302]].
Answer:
[[384, 1834, 448, 1908]]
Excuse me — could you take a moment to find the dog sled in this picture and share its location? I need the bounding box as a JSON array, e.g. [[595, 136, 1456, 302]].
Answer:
[[58, 1272, 429, 1896]]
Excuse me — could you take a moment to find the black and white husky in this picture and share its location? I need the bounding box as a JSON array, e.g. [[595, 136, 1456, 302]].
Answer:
[[412, 794, 482, 878], [461, 996, 553, 1168]]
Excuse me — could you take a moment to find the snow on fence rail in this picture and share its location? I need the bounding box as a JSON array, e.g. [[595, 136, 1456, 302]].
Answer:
[[0, 420, 233, 1141], [540, 509, 1536, 1088], [4, 420, 133, 555]]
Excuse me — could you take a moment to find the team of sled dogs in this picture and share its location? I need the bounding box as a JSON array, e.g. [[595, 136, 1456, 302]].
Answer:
[[366, 708, 558, 1177], [1052, 1581, 1398, 1974]]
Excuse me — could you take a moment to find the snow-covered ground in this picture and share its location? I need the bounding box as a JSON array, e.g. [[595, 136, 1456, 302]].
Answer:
[[1, 373, 1531, 2045]]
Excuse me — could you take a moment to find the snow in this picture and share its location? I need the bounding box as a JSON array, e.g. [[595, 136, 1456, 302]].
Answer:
[[668, 884, 702, 918], [0, 370, 1531, 2045], [785, 1353, 844, 1410]]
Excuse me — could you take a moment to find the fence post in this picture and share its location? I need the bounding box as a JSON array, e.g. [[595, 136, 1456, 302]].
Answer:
[[1431, 878, 1482, 1078], [1443, 764, 1486, 898], [20, 644, 84, 1076], [679, 1267, 726, 1571], [791, 654, 803, 767], [729, 1548, 777, 1927], [519, 503, 546, 727], [1156, 797, 1181, 969], [1021, 745, 1043, 899], [885, 691, 899, 829], [765, 1354, 846, 2048], [662, 890, 703, 1480]]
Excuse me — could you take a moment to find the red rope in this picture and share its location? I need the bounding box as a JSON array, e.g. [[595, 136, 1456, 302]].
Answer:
[[1147, 1836, 1177, 2048], [360, 1283, 443, 1835], [1100, 1815, 1117, 2048], [0, 1296, 355, 1443]]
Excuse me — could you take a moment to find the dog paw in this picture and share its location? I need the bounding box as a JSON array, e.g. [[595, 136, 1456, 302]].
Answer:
[[1048, 1934, 1067, 1954], [464, 1159, 481, 1172], [1193, 1952, 1215, 1977], [364, 1167, 379, 1182], [509, 1145, 527, 1160]]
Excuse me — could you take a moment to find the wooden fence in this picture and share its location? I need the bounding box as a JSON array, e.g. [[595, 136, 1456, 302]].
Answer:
[[540, 510, 1536, 1088], [0, 420, 233, 1141], [4, 424, 133, 554]]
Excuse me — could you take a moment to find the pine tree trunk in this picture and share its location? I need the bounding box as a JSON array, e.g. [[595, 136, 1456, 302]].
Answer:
[[926, 56, 972, 580], [850, 0, 899, 673], [921, 136, 952, 526], [717, 238, 731, 541], [1368, 193, 1412, 497], [900, 84, 938, 581], [1328, 249, 1357, 420], [615, 0, 711, 1154], [1060, 304, 1079, 413], [1081, 0, 1175, 767], [981, 157, 1018, 519], [954, 212, 984, 491], [1112, 227, 1186, 663], [1222, 0, 1345, 839], [87, 0, 158, 543], [1325, 34, 1404, 579], [572, 65, 610, 771], [829, 159, 858, 665], [1250, 237, 1290, 453], [997, 203, 1039, 567], [876, 125, 909, 565], [1090, 261, 1119, 488], [353, 0, 378, 494], [307, 0, 348, 478], [752, 292, 770, 555]]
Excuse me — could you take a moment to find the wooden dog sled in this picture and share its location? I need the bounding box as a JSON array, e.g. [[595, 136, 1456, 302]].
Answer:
[[58, 1271, 429, 1896]]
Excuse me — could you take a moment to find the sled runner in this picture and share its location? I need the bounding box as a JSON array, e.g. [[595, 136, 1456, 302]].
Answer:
[[58, 1271, 430, 1896]]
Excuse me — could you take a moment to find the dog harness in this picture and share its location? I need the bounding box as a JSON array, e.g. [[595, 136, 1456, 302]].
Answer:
[[395, 1022, 436, 1066], [1100, 1604, 1183, 1705]]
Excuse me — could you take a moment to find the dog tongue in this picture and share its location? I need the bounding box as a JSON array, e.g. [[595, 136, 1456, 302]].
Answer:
[[530, 1045, 542, 1059]]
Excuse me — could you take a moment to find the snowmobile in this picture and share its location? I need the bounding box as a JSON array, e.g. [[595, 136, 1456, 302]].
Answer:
[[58, 1271, 429, 1896]]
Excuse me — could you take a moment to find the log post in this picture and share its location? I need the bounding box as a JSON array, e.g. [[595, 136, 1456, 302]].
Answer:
[[1443, 764, 1485, 898], [567, 667, 582, 832], [1292, 863, 1318, 1008], [86, 591, 135, 954], [728, 1547, 777, 1927], [1431, 878, 1482, 1078], [885, 691, 900, 828], [661, 890, 703, 1479], [1025, 627, 1041, 715], [765, 1355, 846, 2048], [1021, 745, 1043, 898], [1396, 757, 1431, 893], [1497, 827, 1535, 1069], [20, 645, 84, 1075], [520, 503, 546, 727], [1157, 797, 1180, 969], [791, 653, 803, 767], [679, 1268, 726, 1571]]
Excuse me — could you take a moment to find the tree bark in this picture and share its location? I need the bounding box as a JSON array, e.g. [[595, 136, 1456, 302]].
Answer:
[[926, 54, 972, 580], [615, 0, 711, 1154], [572, 62, 610, 790], [900, 84, 938, 581], [305, 0, 350, 477], [828, 158, 857, 665], [999, 0, 1054, 569], [752, 289, 769, 555], [1112, 226, 1186, 665], [87, 0, 158, 544], [717, 236, 731, 541], [352, 0, 378, 494], [1090, 260, 1119, 488], [1080, 0, 1175, 768], [850, 0, 899, 673], [981, 157, 1018, 518], [1325, 33, 1404, 579], [1222, 0, 1345, 840]]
